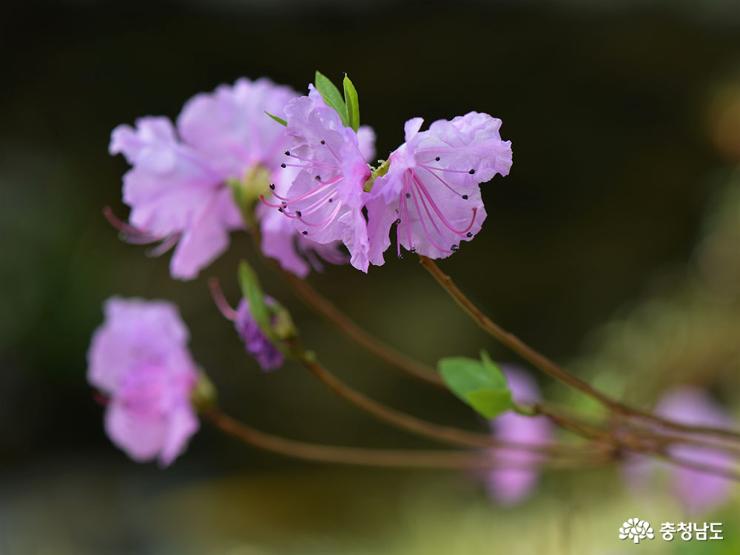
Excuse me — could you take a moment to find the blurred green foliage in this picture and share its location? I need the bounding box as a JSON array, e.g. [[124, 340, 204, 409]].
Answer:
[[1, 0, 740, 553]]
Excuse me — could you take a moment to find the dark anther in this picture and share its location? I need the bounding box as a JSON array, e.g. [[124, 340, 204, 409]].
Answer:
[[451, 244, 459, 251], [405, 193, 411, 199], [315, 175, 321, 181], [278, 207, 284, 213], [280, 163, 286, 168], [302, 231, 308, 235], [395, 218, 401, 225], [466, 232, 473, 238], [468, 169, 475, 175], [435, 156, 440, 161], [320, 139, 326, 145], [328, 198, 333, 203], [462, 194, 469, 200], [296, 211, 302, 217], [269, 183, 275, 190], [284, 151, 290, 156]]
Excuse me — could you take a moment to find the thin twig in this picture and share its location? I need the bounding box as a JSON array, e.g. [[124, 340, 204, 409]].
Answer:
[[418, 256, 740, 443], [281, 271, 444, 387], [204, 407, 606, 470], [294, 348, 603, 459]]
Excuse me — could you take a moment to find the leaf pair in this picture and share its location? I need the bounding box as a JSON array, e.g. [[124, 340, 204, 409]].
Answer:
[[265, 71, 361, 132], [438, 352, 515, 419], [314, 71, 361, 132]]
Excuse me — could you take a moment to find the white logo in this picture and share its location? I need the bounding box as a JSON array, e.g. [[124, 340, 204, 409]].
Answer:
[[619, 517, 655, 544]]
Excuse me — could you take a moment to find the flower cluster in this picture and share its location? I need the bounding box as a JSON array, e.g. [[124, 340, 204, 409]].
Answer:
[[87, 298, 199, 466], [110, 78, 347, 280], [110, 75, 512, 276], [624, 387, 734, 514]]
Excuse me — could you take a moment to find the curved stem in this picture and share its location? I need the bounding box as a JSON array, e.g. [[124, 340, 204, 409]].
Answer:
[[418, 256, 740, 443], [204, 407, 605, 470], [294, 349, 603, 459], [244, 220, 441, 387], [281, 271, 444, 387]]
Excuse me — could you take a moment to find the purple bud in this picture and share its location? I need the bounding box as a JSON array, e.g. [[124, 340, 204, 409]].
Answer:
[[235, 298, 284, 371]]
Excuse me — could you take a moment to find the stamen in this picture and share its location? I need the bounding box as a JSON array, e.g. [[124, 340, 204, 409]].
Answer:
[[270, 179, 335, 204], [418, 166, 464, 197], [208, 277, 238, 321], [102, 206, 159, 244], [421, 164, 475, 175], [413, 174, 477, 235], [299, 200, 342, 229], [146, 234, 180, 257], [259, 194, 287, 209], [293, 189, 336, 218], [408, 184, 452, 255]]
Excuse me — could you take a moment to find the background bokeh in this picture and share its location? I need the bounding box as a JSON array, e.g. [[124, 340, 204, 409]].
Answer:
[[2, 0, 740, 553]]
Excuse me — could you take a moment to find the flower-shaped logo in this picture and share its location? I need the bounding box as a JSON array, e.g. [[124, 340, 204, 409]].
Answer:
[[618, 517, 655, 544]]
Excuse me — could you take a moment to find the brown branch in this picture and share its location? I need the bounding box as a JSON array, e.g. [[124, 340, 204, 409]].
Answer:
[[418, 255, 740, 443], [280, 271, 444, 387], [204, 407, 606, 470], [294, 349, 602, 459]]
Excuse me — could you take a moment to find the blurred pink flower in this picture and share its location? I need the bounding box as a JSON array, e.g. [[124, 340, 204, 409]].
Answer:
[[110, 78, 298, 279], [623, 386, 735, 515], [487, 366, 552, 505], [264, 86, 373, 272], [367, 112, 512, 264], [259, 166, 348, 277], [87, 298, 199, 466]]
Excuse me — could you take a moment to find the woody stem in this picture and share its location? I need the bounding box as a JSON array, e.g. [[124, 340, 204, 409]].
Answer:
[[418, 255, 740, 443]]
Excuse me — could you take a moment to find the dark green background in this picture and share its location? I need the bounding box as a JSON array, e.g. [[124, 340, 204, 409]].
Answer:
[[1, 1, 739, 553]]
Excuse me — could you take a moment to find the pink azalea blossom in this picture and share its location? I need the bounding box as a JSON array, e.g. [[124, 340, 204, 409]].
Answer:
[[367, 112, 512, 264], [87, 298, 199, 466], [110, 78, 299, 279], [486, 366, 552, 505], [263, 86, 373, 272], [259, 167, 348, 277], [623, 387, 735, 514]]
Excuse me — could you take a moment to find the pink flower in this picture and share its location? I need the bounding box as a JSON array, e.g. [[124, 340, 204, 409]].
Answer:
[[486, 366, 551, 505], [623, 387, 735, 514], [259, 167, 348, 277], [264, 86, 373, 272], [110, 78, 299, 280], [367, 112, 512, 264], [87, 298, 199, 466]]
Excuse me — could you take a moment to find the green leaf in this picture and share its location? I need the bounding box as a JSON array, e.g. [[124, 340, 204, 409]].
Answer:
[[438, 352, 513, 419], [237, 260, 271, 335], [342, 74, 360, 131], [265, 111, 287, 126], [314, 71, 348, 126]]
